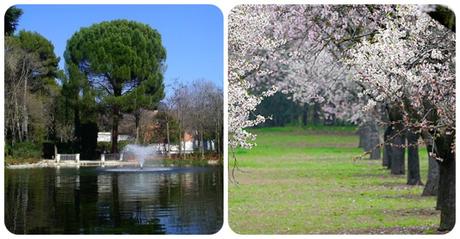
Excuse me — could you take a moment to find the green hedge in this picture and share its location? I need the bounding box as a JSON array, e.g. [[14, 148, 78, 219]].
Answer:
[[5, 141, 42, 160]]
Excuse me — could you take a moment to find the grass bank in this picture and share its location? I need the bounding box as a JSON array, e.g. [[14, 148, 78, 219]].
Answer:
[[229, 126, 438, 234], [4, 141, 42, 165], [4, 156, 41, 166]]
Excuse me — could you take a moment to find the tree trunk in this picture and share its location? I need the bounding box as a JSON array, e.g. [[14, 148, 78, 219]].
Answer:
[[390, 131, 405, 175], [422, 132, 439, 196], [438, 157, 455, 231], [423, 156, 440, 196], [111, 107, 119, 153], [134, 110, 141, 144], [215, 122, 220, 156], [313, 102, 321, 125], [368, 121, 380, 160], [358, 133, 364, 148], [166, 121, 171, 158], [14, 94, 21, 142], [178, 123, 183, 159], [382, 126, 392, 168], [302, 104, 308, 126], [74, 104, 81, 152], [358, 124, 368, 149], [200, 129, 205, 160], [406, 131, 422, 185], [325, 113, 336, 126], [434, 134, 455, 232], [22, 75, 28, 141], [385, 105, 406, 172], [423, 156, 440, 197]]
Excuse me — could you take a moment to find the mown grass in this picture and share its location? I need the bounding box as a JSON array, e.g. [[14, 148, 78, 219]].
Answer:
[[229, 127, 439, 234]]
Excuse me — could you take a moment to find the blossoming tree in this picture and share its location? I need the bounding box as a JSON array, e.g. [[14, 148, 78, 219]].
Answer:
[[228, 4, 455, 231], [347, 5, 455, 230]]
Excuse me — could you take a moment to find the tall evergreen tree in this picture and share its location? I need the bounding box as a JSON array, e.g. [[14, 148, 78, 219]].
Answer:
[[64, 20, 166, 152], [5, 6, 23, 36]]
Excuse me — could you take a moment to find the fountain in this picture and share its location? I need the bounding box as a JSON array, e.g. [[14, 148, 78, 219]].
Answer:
[[99, 144, 212, 174], [122, 144, 157, 169], [100, 144, 171, 173]]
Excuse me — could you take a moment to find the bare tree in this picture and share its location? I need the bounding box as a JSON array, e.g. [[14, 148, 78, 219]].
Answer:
[[167, 79, 223, 159], [169, 80, 191, 158]]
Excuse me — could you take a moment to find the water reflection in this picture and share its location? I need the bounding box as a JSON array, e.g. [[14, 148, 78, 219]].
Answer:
[[5, 166, 223, 234]]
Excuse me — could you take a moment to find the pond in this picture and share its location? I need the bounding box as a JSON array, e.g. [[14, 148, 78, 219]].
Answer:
[[5, 163, 223, 234]]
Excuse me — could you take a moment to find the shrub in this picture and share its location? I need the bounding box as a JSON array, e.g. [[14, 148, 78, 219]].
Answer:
[[5, 141, 42, 160]]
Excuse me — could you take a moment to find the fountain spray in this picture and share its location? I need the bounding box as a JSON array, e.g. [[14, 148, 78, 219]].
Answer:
[[122, 144, 157, 169]]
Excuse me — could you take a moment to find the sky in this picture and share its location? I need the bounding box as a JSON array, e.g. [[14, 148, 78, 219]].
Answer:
[[15, 4, 223, 96]]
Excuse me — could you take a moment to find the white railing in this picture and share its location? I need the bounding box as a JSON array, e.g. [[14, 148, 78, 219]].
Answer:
[[56, 153, 80, 163]]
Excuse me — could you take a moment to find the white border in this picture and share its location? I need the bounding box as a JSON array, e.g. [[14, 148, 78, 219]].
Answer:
[[1, 0, 459, 238]]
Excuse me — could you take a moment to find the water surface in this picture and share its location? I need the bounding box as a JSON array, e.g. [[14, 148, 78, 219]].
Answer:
[[5, 164, 223, 234]]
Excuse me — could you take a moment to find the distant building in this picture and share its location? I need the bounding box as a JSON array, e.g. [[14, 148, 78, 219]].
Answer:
[[97, 132, 133, 142], [183, 132, 194, 152]]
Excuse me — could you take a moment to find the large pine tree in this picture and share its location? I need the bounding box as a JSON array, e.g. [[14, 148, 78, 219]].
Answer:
[[64, 20, 166, 152]]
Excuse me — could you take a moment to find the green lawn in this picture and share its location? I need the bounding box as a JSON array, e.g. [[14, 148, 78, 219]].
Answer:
[[229, 126, 439, 234]]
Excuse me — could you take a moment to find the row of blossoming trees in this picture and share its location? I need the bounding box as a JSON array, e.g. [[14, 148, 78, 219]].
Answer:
[[228, 5, 455, 231]]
